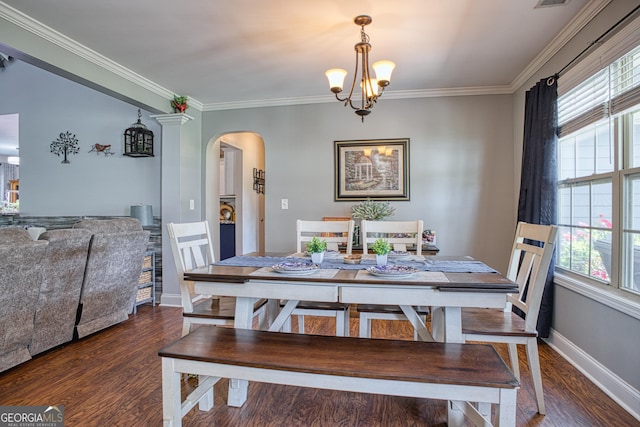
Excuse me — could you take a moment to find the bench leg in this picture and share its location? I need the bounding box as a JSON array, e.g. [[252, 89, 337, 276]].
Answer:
[[228, 378, 248, 407], [162, 358, 182, 427], [198, 375, 214, 411], [496, 389, 517, 426]]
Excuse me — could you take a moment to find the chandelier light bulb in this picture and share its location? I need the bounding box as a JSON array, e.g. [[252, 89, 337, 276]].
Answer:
[[372, 60, 395, 86], [325, 68, 348, 93]]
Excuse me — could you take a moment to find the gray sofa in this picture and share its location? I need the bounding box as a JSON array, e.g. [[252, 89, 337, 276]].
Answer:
[[0, 218, 150, 372], [0, 227, 48, 372], [73, 218, 150, 338], [30, 228, 92, 355]]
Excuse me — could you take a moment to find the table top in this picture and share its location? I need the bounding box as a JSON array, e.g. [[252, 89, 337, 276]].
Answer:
[[184, 253, 517, 292]]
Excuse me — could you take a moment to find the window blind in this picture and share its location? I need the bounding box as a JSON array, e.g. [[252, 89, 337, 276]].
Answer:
[[558, 17, 640, 138]]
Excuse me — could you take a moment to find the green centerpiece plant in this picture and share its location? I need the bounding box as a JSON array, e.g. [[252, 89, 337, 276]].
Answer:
[[307, 236, 327, 264], [371, 238, 392, 266], [371, 238, 391, 255]]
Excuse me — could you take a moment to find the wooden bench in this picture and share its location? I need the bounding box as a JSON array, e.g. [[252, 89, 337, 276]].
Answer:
[[158, 326, 519, 427]]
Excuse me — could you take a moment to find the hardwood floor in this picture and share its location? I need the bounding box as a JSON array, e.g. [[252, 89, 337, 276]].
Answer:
[[1, 305, 637, 426]]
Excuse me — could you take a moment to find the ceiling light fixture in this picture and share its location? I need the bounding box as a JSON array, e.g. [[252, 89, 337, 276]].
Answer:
[[325, 15, 395, 122]]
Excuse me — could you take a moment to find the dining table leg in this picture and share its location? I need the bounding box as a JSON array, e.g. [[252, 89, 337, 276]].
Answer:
[[268, 300, 300, 332], [399, 305, 434, 342], [226, 296, 260, 407], [430, 306, 463, 343]]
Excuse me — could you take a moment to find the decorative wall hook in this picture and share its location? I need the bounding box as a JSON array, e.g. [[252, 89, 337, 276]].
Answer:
[[253, 168, 265, 194]]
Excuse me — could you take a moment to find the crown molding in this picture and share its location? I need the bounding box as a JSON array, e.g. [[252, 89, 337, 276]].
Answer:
[[1, 0, 611, 112], [509, 0, 612, 91], [201, 85, 513, 111]]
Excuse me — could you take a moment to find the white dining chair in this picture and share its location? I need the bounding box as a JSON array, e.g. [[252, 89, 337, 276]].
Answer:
[[167, 221, 267, 336], [284, 219, 355, 336], [360, 219, 424, 255], [460, 221, 558, 415], [358, 219, 427, 339]]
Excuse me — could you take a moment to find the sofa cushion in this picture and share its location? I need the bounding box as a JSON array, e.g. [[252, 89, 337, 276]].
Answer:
[[29, 229, 92, 355], [0, 239, 48, 372], [0, 227, 32, 244]]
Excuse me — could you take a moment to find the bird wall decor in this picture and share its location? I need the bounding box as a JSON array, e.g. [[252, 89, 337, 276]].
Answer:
[[89, 143, 114, 156]]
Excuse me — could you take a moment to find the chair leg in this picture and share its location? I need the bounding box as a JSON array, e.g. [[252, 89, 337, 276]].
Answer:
[[336, 311, 349, 337], [298, 315, 305, 334], [181, 318, 191, 337], [526, 338, 546, 415], [343, 309, 351, 337], [507, 343, 520, 381], [255, 305, 268, 330], [282, 316, 292, 333], [359, 313, 372, 338]]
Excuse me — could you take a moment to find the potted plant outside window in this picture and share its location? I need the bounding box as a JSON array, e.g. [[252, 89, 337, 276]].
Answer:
[[371, 238, 392, 266], [307, 236, 327, 264]]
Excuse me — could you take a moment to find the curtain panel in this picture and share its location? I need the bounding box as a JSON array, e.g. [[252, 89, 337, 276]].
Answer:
[[518, 77, 558, 338]]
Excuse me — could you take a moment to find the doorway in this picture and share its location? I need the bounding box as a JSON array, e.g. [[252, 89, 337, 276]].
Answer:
[[205, 132, 265, 259]]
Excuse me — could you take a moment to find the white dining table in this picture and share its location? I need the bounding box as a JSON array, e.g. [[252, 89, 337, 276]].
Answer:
[[186, 252, 517, 407]]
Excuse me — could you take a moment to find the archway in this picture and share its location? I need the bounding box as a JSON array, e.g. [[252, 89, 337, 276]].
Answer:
[[205, 132, 265, 259]]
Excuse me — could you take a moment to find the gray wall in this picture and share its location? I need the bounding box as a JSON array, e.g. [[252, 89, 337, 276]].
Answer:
[[0, 59, 161, 217], [202, 95, 516, 273]]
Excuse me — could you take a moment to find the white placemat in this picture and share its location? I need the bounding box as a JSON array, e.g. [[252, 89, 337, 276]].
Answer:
[[356, 270, 449, 282], [250, 267, 339, 279]]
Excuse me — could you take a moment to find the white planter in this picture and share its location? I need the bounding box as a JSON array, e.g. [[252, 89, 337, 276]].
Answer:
[[311, 252, 324, 264], [376, 254, 388, 266]]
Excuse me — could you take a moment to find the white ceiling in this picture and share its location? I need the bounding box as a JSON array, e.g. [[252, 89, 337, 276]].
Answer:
[[0, 0, 601, 155]]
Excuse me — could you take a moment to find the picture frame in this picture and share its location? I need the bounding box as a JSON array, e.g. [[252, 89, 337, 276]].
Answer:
[[334, 138, 410, 201]]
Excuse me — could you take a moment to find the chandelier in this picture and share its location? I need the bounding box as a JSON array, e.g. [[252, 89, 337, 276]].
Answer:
[[325, 15, 395, 122]]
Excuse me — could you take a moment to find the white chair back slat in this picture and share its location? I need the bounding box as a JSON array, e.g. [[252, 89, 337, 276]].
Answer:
[[296, 220, 355, 254], [360, 220, 424, 255]]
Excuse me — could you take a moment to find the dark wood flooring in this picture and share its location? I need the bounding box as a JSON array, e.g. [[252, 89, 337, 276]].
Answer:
[[1, 305, 637, 426]]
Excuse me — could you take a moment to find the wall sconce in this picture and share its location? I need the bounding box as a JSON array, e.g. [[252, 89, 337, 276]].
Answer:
[[253, 168, 265, 194], [124, 109, 154, 157]]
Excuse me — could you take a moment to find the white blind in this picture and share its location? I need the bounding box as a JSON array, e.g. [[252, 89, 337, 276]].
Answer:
[[610, 44, 640, 115], [559, 13, 640, 97], [558, 21, 640, 138], [557, 68, 609, 137]]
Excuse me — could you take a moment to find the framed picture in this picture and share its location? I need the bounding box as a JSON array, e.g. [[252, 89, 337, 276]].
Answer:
[[334, 138, 410, 201]]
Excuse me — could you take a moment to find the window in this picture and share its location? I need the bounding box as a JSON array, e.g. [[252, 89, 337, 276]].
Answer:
[[557, 39, 640, 296]]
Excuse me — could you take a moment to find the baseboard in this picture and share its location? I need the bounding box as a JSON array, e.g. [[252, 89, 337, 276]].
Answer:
[[546, 329, 640, 421], [159, 293, 181, 307]]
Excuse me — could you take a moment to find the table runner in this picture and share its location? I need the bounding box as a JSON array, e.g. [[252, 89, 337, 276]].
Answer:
[[214, 255, 497, 274], [355, 270, 449, 283], [250, 267, 339, 279]]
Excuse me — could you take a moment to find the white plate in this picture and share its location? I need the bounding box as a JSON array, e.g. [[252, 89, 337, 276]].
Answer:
[[303, 250, 341, 259], [367, 265, 418, 278], [388, 251, 411, 260], [272, 262, 320, 275]]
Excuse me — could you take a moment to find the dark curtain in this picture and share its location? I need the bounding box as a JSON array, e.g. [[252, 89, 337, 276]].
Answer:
[[517, 76, 558, 338]]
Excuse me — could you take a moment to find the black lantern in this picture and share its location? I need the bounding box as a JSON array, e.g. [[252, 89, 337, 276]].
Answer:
[[124, 109, 154, 157]]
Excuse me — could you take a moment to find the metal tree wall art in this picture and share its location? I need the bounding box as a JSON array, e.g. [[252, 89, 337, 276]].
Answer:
[[50, 131, 80, 163]]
